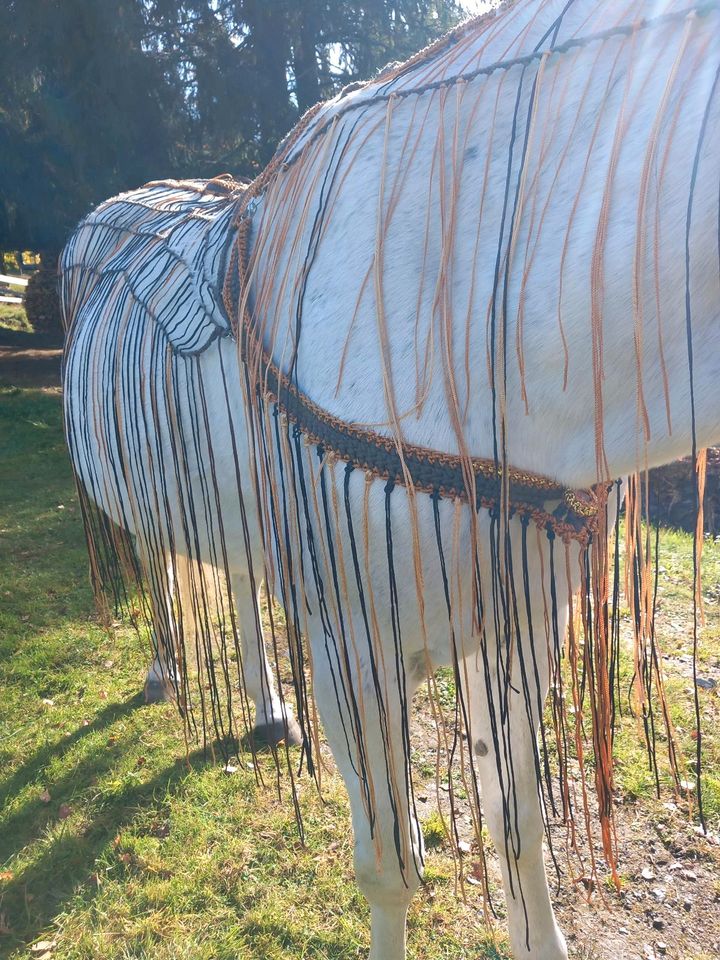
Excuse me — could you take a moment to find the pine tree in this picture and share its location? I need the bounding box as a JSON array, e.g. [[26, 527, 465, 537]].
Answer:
[[0, 0, 468, 275]]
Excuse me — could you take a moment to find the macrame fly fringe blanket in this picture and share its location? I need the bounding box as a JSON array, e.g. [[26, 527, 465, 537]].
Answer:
[[61, 0, 719, 919]]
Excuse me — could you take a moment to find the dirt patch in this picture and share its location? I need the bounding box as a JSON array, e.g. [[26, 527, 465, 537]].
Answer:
[[409, 693, 720, 960], [557, 804, 720, 960]]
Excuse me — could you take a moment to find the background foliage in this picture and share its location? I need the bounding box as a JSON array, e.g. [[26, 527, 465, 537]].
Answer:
[[0, 0, 466, 254]]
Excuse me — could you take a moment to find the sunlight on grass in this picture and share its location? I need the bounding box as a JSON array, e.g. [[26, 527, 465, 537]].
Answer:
[[0, 303, 31, 334]]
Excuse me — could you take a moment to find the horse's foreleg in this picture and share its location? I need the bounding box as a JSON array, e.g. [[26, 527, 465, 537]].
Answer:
[[310, 641, 423, 960], [466, 643, 567, 960], [231, 571, 301, 746]]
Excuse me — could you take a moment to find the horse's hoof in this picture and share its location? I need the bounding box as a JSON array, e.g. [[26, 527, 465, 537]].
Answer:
[[143, 677, 174, 704], [252, 716, 302, 748]]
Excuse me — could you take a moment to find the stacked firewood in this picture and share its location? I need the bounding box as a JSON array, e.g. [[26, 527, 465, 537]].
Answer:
[[648, 449, 720, 536], [24, 256, 62, 334]]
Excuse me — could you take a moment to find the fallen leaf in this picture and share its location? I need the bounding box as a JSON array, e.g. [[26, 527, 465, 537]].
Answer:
[[58, 804, 72, 820], [136, 756, 146, 768], [98, 690, 108, 700], [573, 876, 596, 891], [39, 789, 51, 803], [0, 871, 13, 882]]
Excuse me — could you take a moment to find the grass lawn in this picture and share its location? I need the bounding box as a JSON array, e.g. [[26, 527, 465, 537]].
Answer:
[[1, 377, 718, 959], [0, 305, 31, 335]]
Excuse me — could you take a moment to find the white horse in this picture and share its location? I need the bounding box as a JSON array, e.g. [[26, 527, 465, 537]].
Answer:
[[61, 2, 720, 958]]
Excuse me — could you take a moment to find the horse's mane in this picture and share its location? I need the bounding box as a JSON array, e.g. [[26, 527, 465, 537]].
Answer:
[[252, 0, 714, 203]]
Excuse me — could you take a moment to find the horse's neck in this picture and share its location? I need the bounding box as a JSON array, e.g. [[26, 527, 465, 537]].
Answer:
[[381, 0, 602, 88], [247, 0, 720, 488]]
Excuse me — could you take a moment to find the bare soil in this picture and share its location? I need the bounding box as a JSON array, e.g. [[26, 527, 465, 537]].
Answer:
[[410, 677, 720, 960]]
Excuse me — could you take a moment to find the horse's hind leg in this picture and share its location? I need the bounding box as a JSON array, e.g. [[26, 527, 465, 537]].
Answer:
[[144, 553, 183, 704], [144, 645, 178, 702], [231, 571, 301, 747], [140, 553, 301, 746]]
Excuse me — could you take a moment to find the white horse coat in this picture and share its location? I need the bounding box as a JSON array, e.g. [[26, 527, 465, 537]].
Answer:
[[62, 2, 720, 958]]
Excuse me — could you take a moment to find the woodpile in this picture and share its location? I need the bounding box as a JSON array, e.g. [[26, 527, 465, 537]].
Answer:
[[24, 256, 61, 334], [648, 448, 720, 536]]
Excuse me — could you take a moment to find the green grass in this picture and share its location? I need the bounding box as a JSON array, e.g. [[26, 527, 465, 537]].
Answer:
[[0, 303, 31, 334], [609, 527, 720, 821], [1, 381, 718, 959], [0, 385, 507, 959]]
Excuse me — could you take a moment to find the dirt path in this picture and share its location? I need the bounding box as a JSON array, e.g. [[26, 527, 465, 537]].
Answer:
[[0, 330, 63, 388]]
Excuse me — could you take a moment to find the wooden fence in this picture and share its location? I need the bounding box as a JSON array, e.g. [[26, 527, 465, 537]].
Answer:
[[0, 272, 29, 304]]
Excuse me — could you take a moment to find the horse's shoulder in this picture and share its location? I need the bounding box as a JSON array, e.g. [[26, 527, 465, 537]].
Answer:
[[61, 178, 242, 355]]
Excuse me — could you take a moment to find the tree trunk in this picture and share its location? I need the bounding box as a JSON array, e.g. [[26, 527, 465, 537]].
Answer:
[[294, 6, 321, 113], [243, 0, 295, 163]]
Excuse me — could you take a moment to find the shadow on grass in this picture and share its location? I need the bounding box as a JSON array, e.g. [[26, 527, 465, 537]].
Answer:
[[0, 694, 146, 851], [0, 707, 215, 953]]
